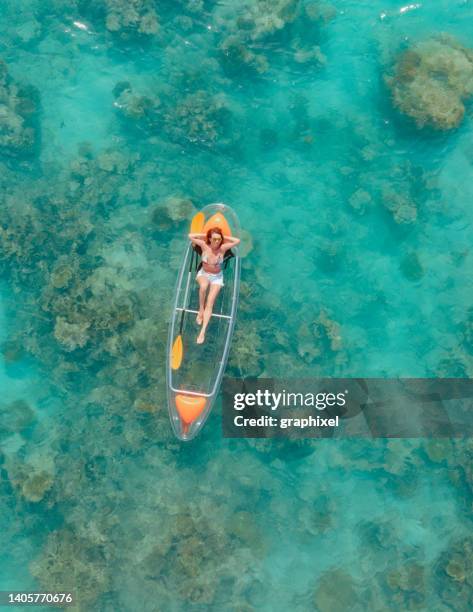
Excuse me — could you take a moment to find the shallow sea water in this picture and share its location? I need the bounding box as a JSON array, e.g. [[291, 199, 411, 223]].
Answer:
[[0, 0, 473, 610]]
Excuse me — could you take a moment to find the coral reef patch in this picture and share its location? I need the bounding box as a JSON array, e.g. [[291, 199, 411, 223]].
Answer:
[[386, 36, 473, 130], [0, 59, 40, 157]]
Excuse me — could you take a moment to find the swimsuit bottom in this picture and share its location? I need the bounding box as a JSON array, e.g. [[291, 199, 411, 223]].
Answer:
[[197, 267, 224, 287]]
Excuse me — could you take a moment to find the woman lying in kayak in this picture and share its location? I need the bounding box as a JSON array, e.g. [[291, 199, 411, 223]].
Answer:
[[188, 228, 240, 344]]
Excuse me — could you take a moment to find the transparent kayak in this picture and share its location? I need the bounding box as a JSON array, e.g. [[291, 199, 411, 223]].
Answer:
[[166, 203, 241, 441]]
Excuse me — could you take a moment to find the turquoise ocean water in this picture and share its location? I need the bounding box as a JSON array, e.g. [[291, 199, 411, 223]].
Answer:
[[0, 0, 472, 610]]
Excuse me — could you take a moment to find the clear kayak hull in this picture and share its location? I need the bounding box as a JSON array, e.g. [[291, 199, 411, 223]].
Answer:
[[166, 203, 241, 441]]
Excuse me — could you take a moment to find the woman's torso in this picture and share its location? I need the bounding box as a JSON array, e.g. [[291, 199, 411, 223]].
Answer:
[[201, 247, 224, 274]]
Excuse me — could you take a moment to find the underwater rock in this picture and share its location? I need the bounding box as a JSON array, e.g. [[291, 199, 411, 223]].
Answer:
[[433, 317, 473, 379], [348, 188, 372, 214], [87, 384, 131, 414], [0, 399, 35, 434], [434, 536, 473, 608], [297, 494, 335, 535], [382, 188, 417, 224], [1, 338, 25, 363], [133, 396, 158, 413], [150, 195, 196, 230], [140, 506, 242, 606], [164, 90, 233, 149], [313, 568, 359, 612], [227, 510, 265, 555], [293, 45, 326, 65], [424, 439, 452, 463], [434, 353, 472, 378], [30, 528, 110, 610], [445, 559, 465, 582], [219, 36, 269, 76], [305, 1, 337, 23], [0, 198, 46, 277], [4, 451, 54, 503], [400, 252, 424, 282], [217, 0, 329, 76], [42, 251, 142, 366], [314, 310, 343, 352], [67, 148, 140, 209], [229, 321, 264, 376], [54, 316, 91, 352], [234, 0, 301, 41], [385, 36, 473, 130], [297, 331, 322, 363], [123, 315, 164, 356], [113, 81, 158, 123], [21, 471, 54, 503], [236, 280, 258, 316], [0, 59, 39, 157], [297, 309, 343, 365], [50, 261, 75, 289], [358, 519, 399, 553], [435, 308, 473, 378], [96, 149, 133, 174], [95, 0, 159, 37], [385, 562, 426, 609], [114, 83, 235, 150], [187, 0, 204, 12]]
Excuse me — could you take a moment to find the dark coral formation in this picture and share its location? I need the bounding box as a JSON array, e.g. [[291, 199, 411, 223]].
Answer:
[[336, 114, 433, 225], [3, 439, 55, 504], [0, 148, 170, 411], [0, 139, 269, 605], [386, 35, 473, 130], [0, 399, 35, 438], [164, 90, 233, 148], [297, 308, 345, 367], [217, 0, 331, 76], [113, 80, 236, 150], [434, 308, 473, 378], [0, 59, 40, 157], [434, 536, 473, 608], [80, 0, 159, 39], [400, 252, 424, 282], [313, 568, 359, 611], [105, 0, 159, 36], [383, 562, 427, 610], [113, 81, 158, 126], [140, 507, 240, 604], [30, 529, 110, 610]]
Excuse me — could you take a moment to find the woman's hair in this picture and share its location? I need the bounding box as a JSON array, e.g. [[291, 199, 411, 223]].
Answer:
[[206, 227, 224, 245]]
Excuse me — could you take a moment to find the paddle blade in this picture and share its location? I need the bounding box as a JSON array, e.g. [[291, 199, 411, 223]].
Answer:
[[190, 212, 205, 234], [171, 335, 183, 370]]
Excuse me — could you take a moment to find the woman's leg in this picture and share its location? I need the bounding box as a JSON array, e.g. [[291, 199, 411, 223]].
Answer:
[[197, 283, 221, 344], [196, 275, 209, 324]]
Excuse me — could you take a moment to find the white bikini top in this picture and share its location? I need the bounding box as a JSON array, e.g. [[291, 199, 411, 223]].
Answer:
[[202, 250, 224, 270]]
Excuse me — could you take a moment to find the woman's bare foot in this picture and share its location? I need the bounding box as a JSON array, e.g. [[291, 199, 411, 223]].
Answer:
[[196, 330, 205, 344], [196, 311, 203, 325]]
